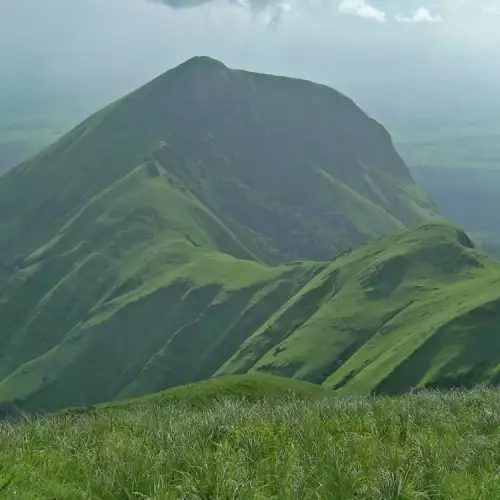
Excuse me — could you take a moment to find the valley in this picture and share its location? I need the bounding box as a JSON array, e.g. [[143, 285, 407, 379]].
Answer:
[[411, 165, 500, 258]]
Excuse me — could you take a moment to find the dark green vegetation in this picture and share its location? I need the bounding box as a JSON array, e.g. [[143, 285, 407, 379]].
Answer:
[[411, 165, 500, 258], [3, 382, 500, 498]]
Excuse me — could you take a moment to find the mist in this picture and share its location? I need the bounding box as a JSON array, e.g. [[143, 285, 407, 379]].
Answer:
[[1, 0, 500, 165]]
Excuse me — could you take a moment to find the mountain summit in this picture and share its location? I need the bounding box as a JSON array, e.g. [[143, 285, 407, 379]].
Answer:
[[0, 56, 437, 266]]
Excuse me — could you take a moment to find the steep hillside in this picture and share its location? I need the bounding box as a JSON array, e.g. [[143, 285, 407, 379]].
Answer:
[[220, 223, 500, 394], [0, 169, 320, 409], [0, 56, 436, 268]]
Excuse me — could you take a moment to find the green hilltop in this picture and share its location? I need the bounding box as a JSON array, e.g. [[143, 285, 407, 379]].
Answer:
[[100, 374, 330, 412], [0, 57, 498, 412]]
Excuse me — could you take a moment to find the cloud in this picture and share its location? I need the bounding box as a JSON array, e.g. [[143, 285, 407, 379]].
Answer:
[[151, 0, 293, 24], [262, 2, 293, 26], [151, 0, 211, 8], [152, 0, 280, 11], [482, 5, 500, 15], [395, 7, 443, 23], [338, 0, 387, 22], [233, 0, 293, 23]]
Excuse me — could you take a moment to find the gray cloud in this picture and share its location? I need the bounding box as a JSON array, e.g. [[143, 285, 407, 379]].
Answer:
[[152, 0, 211, 8], [153, 0, 279, 10], [151, 0, 293, 25], [151, 0, 500, 24]]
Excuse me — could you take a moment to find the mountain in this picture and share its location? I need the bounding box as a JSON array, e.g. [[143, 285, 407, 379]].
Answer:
[[0, 56, 437, 266], [0, 56, 472, 412]]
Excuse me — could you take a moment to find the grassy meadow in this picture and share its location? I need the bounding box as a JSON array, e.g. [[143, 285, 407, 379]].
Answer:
[[2, 378, 500, 499]]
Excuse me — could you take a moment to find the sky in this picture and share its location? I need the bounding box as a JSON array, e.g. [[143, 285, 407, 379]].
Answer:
[[1, 0, 500, 123]]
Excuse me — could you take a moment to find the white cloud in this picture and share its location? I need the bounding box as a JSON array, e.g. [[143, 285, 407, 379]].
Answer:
[[395, 7, 443, 23], [338, 0, 387, 22], [482, 5, 500, 15]]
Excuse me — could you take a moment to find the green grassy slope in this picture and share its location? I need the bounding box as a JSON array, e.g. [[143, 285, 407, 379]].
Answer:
[[1, 217, 500, 411], [219, 223, 500, 394], [0, 161, 320, 410], [5, 389, 500, 498]]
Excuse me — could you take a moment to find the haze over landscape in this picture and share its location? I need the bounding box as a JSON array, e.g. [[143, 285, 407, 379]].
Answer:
[[1, 0, 500, 497], [1, 0, 500, 161]]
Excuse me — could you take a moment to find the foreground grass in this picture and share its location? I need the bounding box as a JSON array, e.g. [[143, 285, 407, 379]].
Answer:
[[3, 389, 500, 498]]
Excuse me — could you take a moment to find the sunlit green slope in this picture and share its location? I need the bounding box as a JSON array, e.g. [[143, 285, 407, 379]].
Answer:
[[220, 223, 500, 394], [2, 218, 500, 411], [0, 160, 321, 410]]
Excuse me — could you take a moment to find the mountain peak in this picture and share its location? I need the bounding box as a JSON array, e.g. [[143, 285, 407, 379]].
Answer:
[[173, 55, 227, 72], [148, 56, 228, 90]]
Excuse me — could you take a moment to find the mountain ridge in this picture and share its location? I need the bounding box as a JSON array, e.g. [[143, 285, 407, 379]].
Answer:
[[2, 219, 500, 411]]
